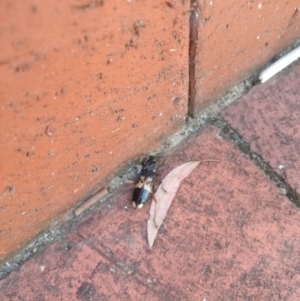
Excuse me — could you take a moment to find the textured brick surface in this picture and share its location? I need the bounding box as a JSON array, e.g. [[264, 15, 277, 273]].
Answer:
[[1, 127, 300, 300], [223, 61, 300, 193], [0, 0, 189, 261], [193, 0, 300, 111], [1, 0, 300, 266]]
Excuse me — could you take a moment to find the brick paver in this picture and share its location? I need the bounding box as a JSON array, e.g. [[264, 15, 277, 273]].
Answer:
[[223, 61, 300, 194]]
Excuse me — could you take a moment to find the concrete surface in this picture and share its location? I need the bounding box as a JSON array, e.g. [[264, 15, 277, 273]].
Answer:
[[1, 61, 300, 299]]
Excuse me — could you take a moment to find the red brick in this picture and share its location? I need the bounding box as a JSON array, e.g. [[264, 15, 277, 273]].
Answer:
[[0, 0, 189, 261], [193, 0, 300, 111]]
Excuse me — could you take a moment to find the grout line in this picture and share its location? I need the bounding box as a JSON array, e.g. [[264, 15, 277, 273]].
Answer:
[[80, 235, 188, 299], [187, 0, 199, 117], [210, 116, 300, 208]]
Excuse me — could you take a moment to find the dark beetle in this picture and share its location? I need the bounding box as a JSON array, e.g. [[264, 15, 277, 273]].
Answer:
[[132, 155, 158, 209]]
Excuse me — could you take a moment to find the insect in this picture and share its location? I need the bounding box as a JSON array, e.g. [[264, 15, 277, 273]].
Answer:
[[132, 155, 158, 209]]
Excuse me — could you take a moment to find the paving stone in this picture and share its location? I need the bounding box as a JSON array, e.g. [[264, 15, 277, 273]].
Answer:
[[223, 61, 300, 193], [0, 234, 102, 300]]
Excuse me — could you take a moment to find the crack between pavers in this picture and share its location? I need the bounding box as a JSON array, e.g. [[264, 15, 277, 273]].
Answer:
[[79, 234, 190, 300], [210, 115, 300, 208], [77, 234, 134, 277]]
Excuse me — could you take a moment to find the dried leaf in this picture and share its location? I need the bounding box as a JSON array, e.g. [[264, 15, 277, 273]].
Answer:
[[147, 161, 201, 247], [147, 159, 218, 247]]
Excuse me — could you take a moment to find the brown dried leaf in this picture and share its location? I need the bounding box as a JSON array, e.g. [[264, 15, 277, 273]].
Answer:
[[147, 161, 201, 247]]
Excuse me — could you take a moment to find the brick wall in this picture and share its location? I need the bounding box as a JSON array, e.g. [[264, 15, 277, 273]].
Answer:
[[0, 0, 299, 262]]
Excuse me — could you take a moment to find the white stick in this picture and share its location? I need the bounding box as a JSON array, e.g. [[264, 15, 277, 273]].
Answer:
[[259, 45, 300, 83]]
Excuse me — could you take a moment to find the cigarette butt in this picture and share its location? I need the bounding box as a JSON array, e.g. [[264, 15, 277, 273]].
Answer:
[[74, 188, 108, 216]]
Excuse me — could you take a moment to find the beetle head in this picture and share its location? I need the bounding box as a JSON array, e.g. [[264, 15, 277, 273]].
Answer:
[[143, 155, 158, 171]]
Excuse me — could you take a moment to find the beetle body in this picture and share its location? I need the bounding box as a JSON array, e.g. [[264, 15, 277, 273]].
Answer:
[[132, 155, 158, 209]]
